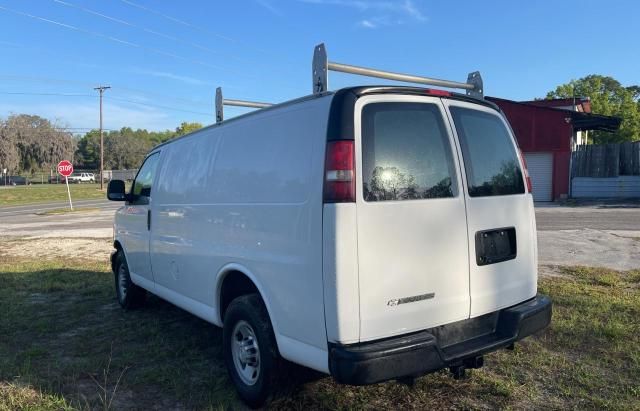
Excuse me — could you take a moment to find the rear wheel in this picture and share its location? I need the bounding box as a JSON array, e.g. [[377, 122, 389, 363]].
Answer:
[[113, 251, 146, 309], [223, 294, 279, 408]]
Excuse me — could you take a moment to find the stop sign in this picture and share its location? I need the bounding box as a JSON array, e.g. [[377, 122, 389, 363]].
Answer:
[[57, 160, 74, 177]]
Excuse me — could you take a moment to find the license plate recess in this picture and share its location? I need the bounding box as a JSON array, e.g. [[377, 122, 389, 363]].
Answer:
[[475, 227, 516, 266]]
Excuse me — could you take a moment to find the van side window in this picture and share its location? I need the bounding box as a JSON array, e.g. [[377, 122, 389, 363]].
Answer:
[[131, 152, 160, 199], [450, 107, 525, 197], [361, 103, 458, 202]]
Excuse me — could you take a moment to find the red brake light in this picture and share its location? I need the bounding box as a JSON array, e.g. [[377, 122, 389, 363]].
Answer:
[[425, 88, 451, 97], [324, 140, 355, 203], [519, 149, 532, 193]]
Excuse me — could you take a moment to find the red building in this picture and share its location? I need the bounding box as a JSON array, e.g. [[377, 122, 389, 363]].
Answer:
[[486, 97, 620, 201]]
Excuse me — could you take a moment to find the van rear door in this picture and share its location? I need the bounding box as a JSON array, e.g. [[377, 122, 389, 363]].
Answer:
[[443, 100, 537, 318], [354, 95, 470, 342]]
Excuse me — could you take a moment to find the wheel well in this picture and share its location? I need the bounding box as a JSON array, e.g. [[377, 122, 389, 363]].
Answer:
[[111, 241, 123, 273], [219, 270, 260, 321]]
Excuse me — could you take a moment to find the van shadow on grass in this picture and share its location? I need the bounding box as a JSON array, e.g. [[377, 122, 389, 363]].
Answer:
[[0, 263, 326, 410], [0, 264, 236, 409], [1, 261, 639, 410]]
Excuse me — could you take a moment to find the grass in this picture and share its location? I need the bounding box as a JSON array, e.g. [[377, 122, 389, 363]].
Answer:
[[0, 184, 106, 206], [0, 256, 638, 410]]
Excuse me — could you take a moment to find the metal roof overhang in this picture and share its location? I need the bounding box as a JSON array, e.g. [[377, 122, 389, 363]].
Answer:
[[570, 112, 622, 132]]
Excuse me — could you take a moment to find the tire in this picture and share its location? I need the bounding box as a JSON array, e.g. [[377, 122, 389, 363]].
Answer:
[[223, 294, 279, 408], [113, 250, 146, 309]]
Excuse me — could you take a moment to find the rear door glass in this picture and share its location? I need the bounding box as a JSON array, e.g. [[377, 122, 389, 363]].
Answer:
[[450, 107, 525, 197], [361, 102, 458, 202]]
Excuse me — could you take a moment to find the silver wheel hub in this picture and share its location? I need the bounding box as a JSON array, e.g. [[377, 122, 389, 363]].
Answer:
[[231, 320, 260, 386]]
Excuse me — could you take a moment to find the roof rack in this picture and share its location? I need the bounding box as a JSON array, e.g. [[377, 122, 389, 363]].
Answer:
[[215, 43, 485, 123], [215, 87, 273, 123], [312, 43, 483, 98]]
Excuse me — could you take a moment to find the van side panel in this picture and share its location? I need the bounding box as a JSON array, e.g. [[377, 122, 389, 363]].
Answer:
[[150, 96, 332, 372]]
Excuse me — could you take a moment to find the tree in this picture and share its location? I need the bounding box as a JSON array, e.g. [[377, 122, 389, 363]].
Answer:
[[546, 75, 640, 143], [0, 130, 19, 173], [74, 123, 196, 170], [365, 166, 419, 201], [0, 114, 75, 174], [75, 130, 100, 169], [175, 122, 203, 136]]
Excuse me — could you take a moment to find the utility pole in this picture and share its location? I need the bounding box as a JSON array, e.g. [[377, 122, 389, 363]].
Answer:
[[94, 85, 111, 190]]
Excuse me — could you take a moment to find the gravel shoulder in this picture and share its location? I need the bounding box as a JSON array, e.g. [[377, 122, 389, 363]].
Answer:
[[535, 203, 640, 270], [0, 237, 112, 262], [538, 229, 640, 271]]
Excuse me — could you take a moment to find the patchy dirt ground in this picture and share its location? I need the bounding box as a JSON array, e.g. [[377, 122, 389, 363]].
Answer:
[[0, 238, 112, 262], [537, 229, 640, 271], [1, 230, 637, 272]]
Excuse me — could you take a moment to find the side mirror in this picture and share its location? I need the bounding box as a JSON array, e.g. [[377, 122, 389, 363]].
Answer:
[[107, 179, 127, 201]]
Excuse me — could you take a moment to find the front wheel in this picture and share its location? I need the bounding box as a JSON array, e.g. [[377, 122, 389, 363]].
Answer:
[[223, 294, 279, 408], [113, 251, 146, 309]]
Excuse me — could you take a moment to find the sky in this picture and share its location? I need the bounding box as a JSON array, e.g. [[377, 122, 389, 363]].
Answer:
[[0, 0, 638, 132]]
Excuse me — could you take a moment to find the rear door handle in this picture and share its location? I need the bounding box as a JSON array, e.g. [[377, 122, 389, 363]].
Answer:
[[147, 209, 151, 231]]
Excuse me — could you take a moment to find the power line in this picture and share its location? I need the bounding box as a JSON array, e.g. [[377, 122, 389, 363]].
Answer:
[[105, 96, 211, 116], [0, 91, 212, 117], [59, 127, 116, 131], [119, 0, 236, 43], [52, 0, 251, 64], [117, 0, 294, 62], [0, 5, 230, 72], [0, 73, 213, 106], [0, 91, 93, 97]]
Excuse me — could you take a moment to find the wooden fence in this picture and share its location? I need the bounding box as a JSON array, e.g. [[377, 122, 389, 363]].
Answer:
[[572, 142, 640, 177]]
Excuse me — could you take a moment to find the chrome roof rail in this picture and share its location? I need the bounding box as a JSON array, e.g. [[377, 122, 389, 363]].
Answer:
[[216, 44, 484, 122], [311, 43, 483, 98], [215, 87, 274, 123]]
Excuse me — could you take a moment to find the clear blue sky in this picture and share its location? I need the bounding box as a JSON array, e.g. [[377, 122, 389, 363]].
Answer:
[[0, 0, 638, 132]]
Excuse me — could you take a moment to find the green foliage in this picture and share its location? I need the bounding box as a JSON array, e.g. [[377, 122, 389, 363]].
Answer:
[[74, 122, 203, 170], [175, 121, 203, 136], [0, 114, 75, 174], [1, 111, 204, 173], [546, 75, 640, 143]]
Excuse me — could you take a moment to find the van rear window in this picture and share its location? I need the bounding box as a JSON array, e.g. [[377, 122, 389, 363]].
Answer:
[[361, 103, 458, 202], [450, 107, 525, 197]]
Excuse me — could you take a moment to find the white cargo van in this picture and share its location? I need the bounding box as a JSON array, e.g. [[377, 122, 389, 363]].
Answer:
[[107, 44, 551, 407]]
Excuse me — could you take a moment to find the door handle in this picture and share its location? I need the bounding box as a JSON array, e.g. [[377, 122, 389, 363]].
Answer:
[[147, 209, 151, 231]]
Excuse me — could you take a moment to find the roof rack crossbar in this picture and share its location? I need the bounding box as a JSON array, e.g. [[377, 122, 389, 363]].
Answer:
[[312, 43, 484, 98], [215, 87, 274, 123]]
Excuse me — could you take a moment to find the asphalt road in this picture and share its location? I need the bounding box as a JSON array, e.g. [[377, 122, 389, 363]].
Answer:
[[535, 204, 640, 231], [1, 200, 639, 270], [0, 199, 119, 238], [2, 200, 640, 235], [0, 199, 118, 217]]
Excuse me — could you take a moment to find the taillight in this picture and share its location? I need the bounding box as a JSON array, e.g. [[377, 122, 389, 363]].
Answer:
[[324, 140, 355, 203], [519, 149, 532, 193], [425, 88, 451, 97]]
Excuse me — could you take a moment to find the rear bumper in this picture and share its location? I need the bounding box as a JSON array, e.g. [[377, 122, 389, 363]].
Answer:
[[329, 294, 552, 385]]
